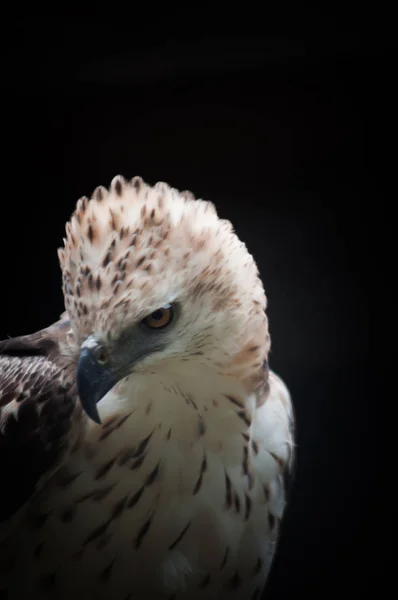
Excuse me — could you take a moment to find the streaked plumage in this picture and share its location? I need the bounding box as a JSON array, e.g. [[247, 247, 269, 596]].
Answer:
[[0, 176, 294, 599]]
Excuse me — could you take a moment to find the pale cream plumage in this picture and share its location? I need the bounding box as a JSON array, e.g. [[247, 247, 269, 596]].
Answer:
[[0, 175, 294, 599]]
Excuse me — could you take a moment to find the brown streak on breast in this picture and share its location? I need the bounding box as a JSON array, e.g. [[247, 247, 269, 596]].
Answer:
[[226, 570, 241, 590], [83, 519, 111, 546], [234, 492, 241, 514], [237, 410, 252, 427], [95, 457, 117, 480], [225, 394, 245, 408], [99, 560, 115, 582], [193, 453, 207, 494], [134, 514, 153, 549], [244, 493, 252, 520], [225, 471, 232, 508], [254, 557, 263, 574], [145, 462, 160, 486], [168, 520, 192, 550], [127, 486, 145, 509], [110, 496, 127, 521], [220, 546, 229, 570], [130, 455, 146, 470], [57, 471, 82, 487], [269, 451, 286, 471]]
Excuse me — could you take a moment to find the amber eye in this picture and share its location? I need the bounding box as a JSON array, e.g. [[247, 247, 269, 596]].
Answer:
[[142, 304, 174, 330], [95, 345, 108, 365]]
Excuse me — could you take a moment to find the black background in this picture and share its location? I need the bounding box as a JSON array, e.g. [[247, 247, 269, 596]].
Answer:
[[0, 10, 388, 599]]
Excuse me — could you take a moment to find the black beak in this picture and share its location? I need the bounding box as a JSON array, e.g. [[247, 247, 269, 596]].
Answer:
[[76, 347, 118, 425]]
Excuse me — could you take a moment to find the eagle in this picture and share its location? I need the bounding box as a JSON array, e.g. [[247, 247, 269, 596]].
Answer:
[[0, 175, 295, 599]]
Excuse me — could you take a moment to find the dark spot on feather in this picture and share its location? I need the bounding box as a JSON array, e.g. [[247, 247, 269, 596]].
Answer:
[[127, 486, 144, 508], [115, 413, 132, 429], [30, 512, 50, 528], [99, 559, 115, 582], [102, 252, 111, 268], [242, 446, 254, 489], [109, 208, 117, 230], [226, 570, 241, 590], [225, 472, 232, 508], [198, 416, 205, 436], [244, 494, 252, 520], [134, 515, 153, 548], [96, 532, 113, 551], [268, 512, 276, 529], [136, 256, 145, 268], [60, 506, 75, 523], [99, 427, 115, 441], [115, 178, 123, 196], [193, 453, 207, 494], [145, 462, 160, 486], [167, 428, 172, 440], [168, 520, 192, 550], [71, 549, 85, 562], [93, 483, 117, 501], [111, 496, 127, 520], [269, 451, 286, 470], [263, 484, 271, 502], [234, 493, 241, 513], [131, 431, 153, 458], [251, 440, 259, 455], [88, 224, 94, 243], [220, 546, 229, 570], [254, 556, 263, 574], [102, 416, 118, 429], [130, 455, 146, 470], [95, 186, 104, 201], [95, 457, 117, 480], [83, 519, 111, 545], [237, 410, 252, 427], [225, 394, 244, 408], [133, 177, 141, 191], [96, 275, 101, 291]]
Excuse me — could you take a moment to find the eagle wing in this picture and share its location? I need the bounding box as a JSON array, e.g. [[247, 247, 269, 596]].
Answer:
[[0, 314, 79, 531]]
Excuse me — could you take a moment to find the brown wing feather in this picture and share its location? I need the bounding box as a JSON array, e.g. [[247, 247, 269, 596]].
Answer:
[[0, 315, 79, 524]]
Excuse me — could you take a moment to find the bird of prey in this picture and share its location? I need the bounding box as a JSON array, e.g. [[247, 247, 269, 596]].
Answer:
[[0, 176, 295, 599]]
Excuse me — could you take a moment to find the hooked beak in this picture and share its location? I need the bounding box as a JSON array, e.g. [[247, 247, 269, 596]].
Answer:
[[76, 346, 118, 425]]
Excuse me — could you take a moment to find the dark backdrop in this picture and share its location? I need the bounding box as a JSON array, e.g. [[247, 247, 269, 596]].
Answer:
[[1, 12, 387, 599]]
